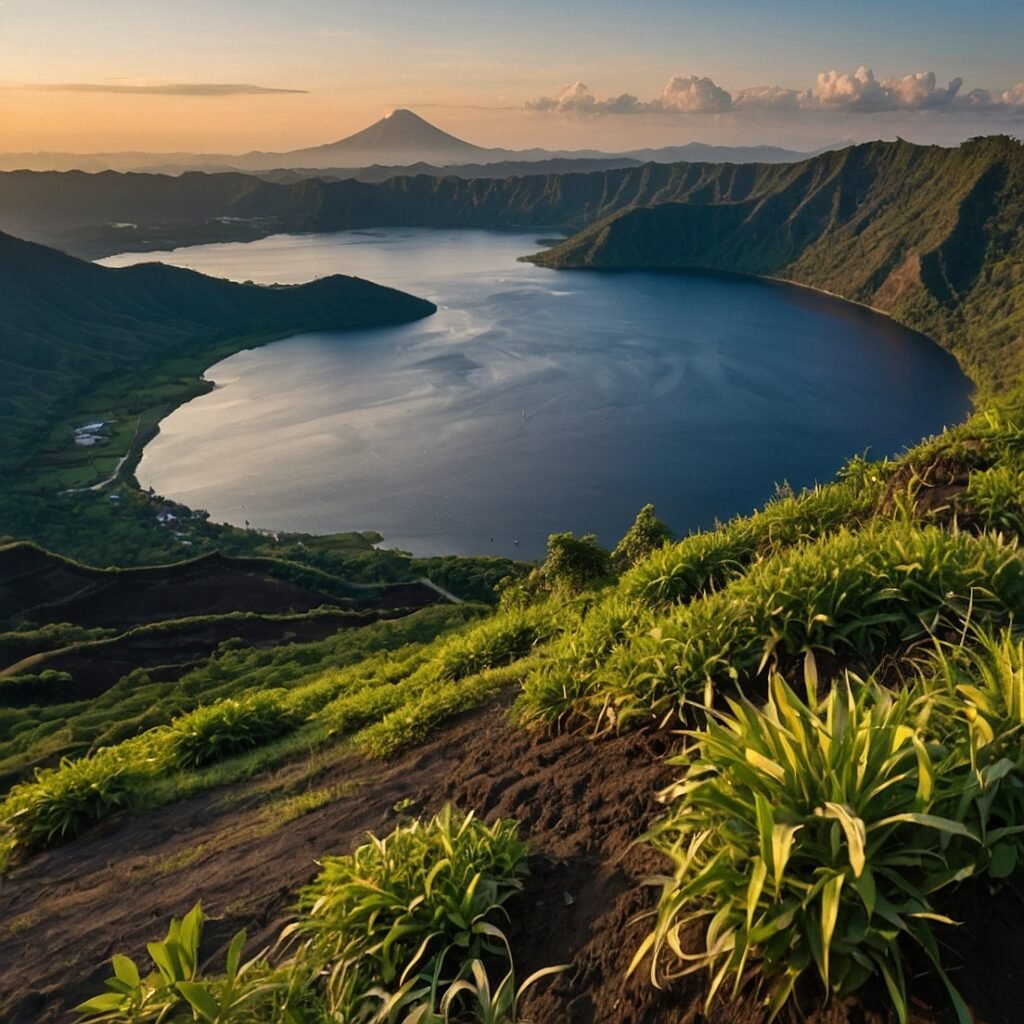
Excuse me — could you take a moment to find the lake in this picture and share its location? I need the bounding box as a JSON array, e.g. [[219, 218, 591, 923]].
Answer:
[[100, 229, 972, 559]]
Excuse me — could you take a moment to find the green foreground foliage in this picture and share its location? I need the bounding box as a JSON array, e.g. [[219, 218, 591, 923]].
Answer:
[[5, 148, 1024, 1019], [76, 807, 561, 1024], [5, 386, 1024, 1021], [634, 655, 1024, 1022]]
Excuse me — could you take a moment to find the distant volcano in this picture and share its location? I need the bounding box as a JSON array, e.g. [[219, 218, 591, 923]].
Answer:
[[238, 109, 491, 169], [0, 108, 832, 173]]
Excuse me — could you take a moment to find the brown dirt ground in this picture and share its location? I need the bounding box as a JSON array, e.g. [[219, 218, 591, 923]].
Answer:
[[0, 698, 1021, 1024]]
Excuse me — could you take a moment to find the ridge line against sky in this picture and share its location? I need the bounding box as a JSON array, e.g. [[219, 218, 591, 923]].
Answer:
[[2, 0, 1023, 152]]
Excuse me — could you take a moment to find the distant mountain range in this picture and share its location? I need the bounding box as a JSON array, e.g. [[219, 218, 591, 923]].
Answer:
[[0, 108, 839, 174]]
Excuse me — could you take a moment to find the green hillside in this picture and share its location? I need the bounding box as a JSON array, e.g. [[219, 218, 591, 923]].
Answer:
[[532, 136, 1024, 391], [4, 141, 1024, 1023], [0, 230, 434, 464]]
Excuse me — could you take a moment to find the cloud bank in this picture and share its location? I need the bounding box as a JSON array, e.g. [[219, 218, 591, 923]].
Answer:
[[526, 68, 1024, 116], [13, 82, 308, 96]]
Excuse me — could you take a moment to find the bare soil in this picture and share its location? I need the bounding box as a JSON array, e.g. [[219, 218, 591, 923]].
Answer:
[[0, 699, 1020, 1024]]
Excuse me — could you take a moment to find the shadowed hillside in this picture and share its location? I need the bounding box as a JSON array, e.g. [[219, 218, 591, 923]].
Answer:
[[0, 230, 435, 466]]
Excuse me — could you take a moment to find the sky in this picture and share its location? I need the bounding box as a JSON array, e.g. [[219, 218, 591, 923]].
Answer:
[[2, 0, 1023, 154]]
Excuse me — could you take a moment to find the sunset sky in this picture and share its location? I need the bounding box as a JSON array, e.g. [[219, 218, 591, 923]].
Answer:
[[3, 0, 1024, 154]]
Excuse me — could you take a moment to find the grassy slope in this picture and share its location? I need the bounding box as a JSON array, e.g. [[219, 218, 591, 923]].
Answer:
[[532, 137, 1024, 391]]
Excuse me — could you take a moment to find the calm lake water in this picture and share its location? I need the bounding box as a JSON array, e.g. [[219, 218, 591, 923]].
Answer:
[[101, 229, 972, 558]]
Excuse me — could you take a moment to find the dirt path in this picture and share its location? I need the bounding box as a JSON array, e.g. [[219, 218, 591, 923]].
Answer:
[[416, 576, 464, 604], [0, 700, 1021, 1024]]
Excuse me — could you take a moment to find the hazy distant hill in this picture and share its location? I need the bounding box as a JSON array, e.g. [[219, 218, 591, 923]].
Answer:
[[622, 140, 843, 163], [239, 109, 487, 169], [0, 108, 822, 173], [0, 230, 435, 463]]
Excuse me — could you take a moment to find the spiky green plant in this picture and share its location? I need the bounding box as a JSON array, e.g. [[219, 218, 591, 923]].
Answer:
[[285, 805, 528, 1020], [966, 463, 1024, 537], [633, 669, 976, 1024], [4, 753, 137, 854], [75, 902, 280, 1023], [918, 627, 1024, 877], [525, 524, 1024, 729]]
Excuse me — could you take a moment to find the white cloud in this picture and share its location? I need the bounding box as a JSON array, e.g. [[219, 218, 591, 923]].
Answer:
[[814, 67, 891, 110], [525, 68, 1024, 118], [651, 75, 732, 114], [963, 82, 1024, 110], [1004, 83, 1024, 107], [812, 68, 963, 111], [523, 81, 642, 115], [733, 84, 810, 111], [886, 71, 962, 109], [525, 75, 732, 115]]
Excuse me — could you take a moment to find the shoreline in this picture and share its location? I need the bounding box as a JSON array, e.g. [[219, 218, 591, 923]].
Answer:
[[110, 235, 973, 561], [525, 255, 974, 390]]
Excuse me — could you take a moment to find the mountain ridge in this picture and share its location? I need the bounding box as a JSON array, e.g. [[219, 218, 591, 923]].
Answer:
[[0, 108, 829, 172], [0, 230, 436, 467]]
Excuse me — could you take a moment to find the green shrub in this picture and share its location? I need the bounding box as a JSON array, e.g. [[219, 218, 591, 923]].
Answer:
[[528, 525, 1024, 728], [3, 753, 137, 856], [634, 672, 975, 1023], [918, 628, 1024, 877], [288, 805, 528, 1019], [612, 504, 673, 571], [966, 463, 1024, 536], [619, 524, 755, 608], [169, 691, 301, 769], [75, 902, 274, 1023], [434, 607, 555, 682], [356, 662, 530, 757], [517, 596, 651, 728]]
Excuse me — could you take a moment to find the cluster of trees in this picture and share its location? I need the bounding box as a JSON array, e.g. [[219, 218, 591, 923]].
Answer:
[[498, 504, 672, 606]]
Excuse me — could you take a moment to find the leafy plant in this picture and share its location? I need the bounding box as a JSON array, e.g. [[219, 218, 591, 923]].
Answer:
[[918, 627, 1024, 877], [966, 463, 1024, 537], [170, 692, 301, 769], [3, 753, 137, 854], [526, 523, 1024, 729], [75, 902, 277, 1023], [286, 805, 529, 1020], [633, 669, 976, 1023]]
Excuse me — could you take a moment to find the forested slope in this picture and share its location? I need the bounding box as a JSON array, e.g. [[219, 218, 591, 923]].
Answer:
[[534, 136, 1024, 388], [0, 230, 435, 463]]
